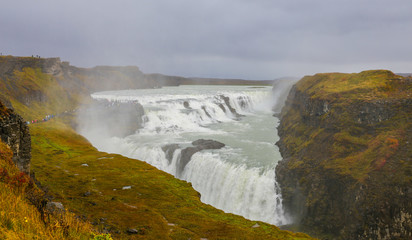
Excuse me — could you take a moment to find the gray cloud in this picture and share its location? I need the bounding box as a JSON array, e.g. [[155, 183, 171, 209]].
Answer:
[[1, 0, 411, 79]]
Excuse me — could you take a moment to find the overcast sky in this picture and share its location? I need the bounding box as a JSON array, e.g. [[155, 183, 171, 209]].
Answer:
[[1, 0, 411, 79]]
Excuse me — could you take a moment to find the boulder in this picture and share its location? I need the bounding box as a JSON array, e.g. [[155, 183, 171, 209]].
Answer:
[[161, 144, 180, 164], [46, 201, 65, 214], [178, 139, 225, 176], [183, 101, 191, 109]]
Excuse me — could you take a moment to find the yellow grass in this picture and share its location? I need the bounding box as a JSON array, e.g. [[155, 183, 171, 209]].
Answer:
[[0, 140, 108, 240]]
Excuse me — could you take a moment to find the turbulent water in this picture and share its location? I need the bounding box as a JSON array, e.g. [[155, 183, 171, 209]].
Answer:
[[79, 85, 290, 225]]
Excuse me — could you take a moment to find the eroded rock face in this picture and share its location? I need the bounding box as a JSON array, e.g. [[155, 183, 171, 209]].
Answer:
[[178, 139, 225, 175], [161, 144, 180, 164], [0, 100, 31, 174], [275, 74, 412, 239], [219, 95, 244, 119], [161, 139, 225, 176]]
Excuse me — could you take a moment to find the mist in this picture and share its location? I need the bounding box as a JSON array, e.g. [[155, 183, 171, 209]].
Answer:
[[271, 78, 299, 113], [76, 99, 145, 151]]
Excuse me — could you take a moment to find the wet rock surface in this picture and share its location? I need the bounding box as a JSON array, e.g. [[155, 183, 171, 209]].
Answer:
[[161, 139, 225, 176], [178, 139, 225, 175], [161, 144, 180, 164], [219, 95, 244, 119]]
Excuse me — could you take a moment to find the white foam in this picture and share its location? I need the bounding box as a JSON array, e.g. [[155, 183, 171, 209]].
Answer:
[[182, 151, 287, 225], [79, 85, 291, 225]]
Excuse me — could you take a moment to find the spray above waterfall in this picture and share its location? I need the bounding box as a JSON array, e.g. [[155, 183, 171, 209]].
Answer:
[[77, 85, 291, 225]]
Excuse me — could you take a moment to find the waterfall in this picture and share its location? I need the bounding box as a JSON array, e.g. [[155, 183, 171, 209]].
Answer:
[[79, 85, 290, 226]]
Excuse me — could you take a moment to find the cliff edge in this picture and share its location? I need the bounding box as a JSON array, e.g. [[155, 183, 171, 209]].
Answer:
[[0, 100, 31, 174], [276, 70, 411, 239]]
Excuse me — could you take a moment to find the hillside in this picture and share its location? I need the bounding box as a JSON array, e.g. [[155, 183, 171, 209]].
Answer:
[[276, 70, 412, 239], [0, 55, 314, 239], [0, 100, 103, 239]]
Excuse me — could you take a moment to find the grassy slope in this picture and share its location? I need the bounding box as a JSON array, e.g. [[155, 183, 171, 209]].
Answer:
[[0, 59, 314, 239], [0, 140, 97, 240], [29, 119, 312, 239], [0, 65, 80, 120], [296, 70, 404, 100]]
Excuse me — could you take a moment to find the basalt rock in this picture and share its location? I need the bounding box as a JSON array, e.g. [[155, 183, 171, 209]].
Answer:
[[275, 71, 412, 239], [183, 101, 191, 109], [201, 106, 212, 118], [0, 100, 31, 174], [219, 95, 244, 119], [161, 144, 180, 164], [178, 139, 225, 176]]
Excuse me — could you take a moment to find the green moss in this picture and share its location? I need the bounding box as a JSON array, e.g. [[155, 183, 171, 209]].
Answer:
[[1, 67, 83, 120], [325, 129, 406, 181], [281, 70, 411, 183], [296, 70, 407, 101], [30, 120, 314, 240]]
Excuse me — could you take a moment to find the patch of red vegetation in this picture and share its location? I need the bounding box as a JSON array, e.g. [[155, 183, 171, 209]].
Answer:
[[0, 167, 29, 187], [386, 137, 399, 150]]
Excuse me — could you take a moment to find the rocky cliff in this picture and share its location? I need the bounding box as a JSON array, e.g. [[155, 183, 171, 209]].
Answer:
[[276, 70, 411, 239], [0, 100, 31, 174]]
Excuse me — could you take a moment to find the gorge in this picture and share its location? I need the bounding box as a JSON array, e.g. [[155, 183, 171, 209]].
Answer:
[[1, 55, 411, 239], [77, 85, 290, 226], [0, 56, 311, 239]]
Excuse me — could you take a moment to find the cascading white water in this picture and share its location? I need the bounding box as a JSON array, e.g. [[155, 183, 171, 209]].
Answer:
[[78, 85, 290, 225]]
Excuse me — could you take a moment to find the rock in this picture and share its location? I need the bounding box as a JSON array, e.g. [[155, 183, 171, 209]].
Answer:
[[219, 95, 244, 118], [81, 163, 89, 167], [122, 186, 132, 190], [275, 71, 412, 239], [0, 100, 31, 174], [161, 144, 180, 163], [178, 139, 225, 176], [192, 139, 225, 149], [127, 227, 148, 235], [201, 106, 212, 118], [237, 96, 248, 109], [218, 103, 226, 113], [46, 201, 65, 214], [183, 101, 191, 109], [83, 191, 91, 197], [252, 223, 260, 228]]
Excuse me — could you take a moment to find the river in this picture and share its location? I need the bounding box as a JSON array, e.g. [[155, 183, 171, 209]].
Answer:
[[78, 85, 289, 226]]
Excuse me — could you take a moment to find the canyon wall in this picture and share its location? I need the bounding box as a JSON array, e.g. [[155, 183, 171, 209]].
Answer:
[[276, 70, 411, 239]]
